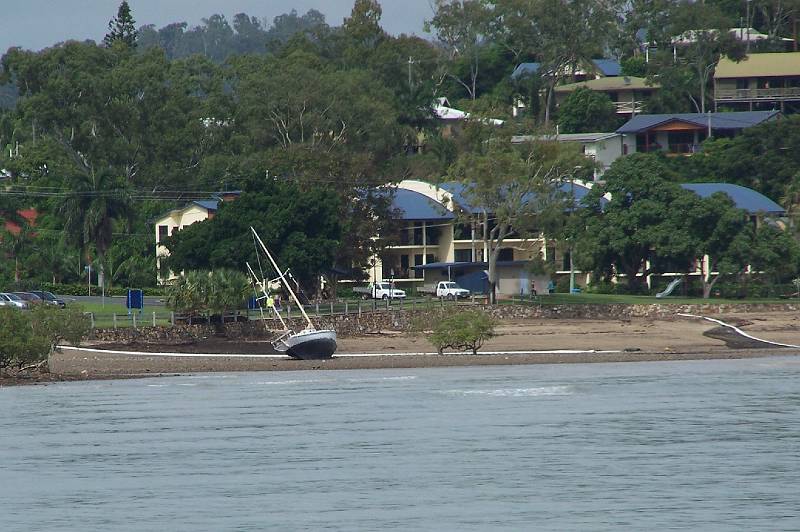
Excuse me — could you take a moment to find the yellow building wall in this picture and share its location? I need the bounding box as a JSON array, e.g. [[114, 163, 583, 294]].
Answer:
[[154, 204, 212, 282]]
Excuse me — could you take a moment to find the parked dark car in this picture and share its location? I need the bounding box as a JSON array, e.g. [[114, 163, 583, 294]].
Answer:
[[14, 292, 44, 305], [29, 290, 66, 308]]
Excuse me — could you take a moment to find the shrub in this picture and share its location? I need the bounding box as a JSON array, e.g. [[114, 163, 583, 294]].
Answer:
[[165, 269, 250, 322], [428, 310, 496, 355], [0, 306, 89, 370]]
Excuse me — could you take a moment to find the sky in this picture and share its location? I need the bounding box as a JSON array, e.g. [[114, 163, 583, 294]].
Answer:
[[0, 0, 435, 54]]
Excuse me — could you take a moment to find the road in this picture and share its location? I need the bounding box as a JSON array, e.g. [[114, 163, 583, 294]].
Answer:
[[60, 294, 166, 307]]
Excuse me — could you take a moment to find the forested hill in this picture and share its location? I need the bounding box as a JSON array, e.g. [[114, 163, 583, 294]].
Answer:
[[1, 0, 800, 292], [136, 9, 329, 62]]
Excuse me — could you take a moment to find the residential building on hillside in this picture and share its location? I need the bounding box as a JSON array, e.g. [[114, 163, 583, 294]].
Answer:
[[616, 110, 780, 155], [512, 132, 623, 180], [154, 192, 239, 282], [510, 58, 623, 117], [645, 28, 795, 62], [553, 76, 659, 116], [715, 52, 800, 112], [371, 179, 601, 296], [511, 58, 622, 82], [371, 180, 785, 296]]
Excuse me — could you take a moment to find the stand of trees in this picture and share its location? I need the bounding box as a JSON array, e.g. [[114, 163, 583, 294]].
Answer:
[[575, 155, 799, 296], [0, 0, 799, 298]]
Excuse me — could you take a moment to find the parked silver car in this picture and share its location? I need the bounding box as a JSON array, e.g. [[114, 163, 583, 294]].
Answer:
[[0, 292, 29, 309]]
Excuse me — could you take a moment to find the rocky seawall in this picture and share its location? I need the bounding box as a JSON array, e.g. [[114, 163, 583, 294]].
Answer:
[[88, 302, 800, 345]]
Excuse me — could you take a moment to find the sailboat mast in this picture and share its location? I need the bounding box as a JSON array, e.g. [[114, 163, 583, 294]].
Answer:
[[250, 227, 315, 329], [245, 261, 288, 330]]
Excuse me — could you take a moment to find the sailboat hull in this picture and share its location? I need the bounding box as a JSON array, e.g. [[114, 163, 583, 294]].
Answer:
[[277, 329, 338, 359]]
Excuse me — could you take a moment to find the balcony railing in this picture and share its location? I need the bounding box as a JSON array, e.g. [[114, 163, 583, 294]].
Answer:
[[637, 143, 701, 155], [715, 87, 800, 101], [614, 100, 646, 114]]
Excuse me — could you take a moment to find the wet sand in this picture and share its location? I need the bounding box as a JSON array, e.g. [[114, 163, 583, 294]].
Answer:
[[29, 312, 797, 382]]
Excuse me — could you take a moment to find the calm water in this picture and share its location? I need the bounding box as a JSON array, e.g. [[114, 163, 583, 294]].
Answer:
[[2, 357, 800, 531]]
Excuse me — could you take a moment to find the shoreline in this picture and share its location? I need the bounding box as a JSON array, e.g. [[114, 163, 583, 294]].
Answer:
[[3, 313, 798, 386]]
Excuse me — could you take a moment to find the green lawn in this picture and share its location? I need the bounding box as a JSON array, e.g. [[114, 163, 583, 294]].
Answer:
[[70, 293, 796, 330]]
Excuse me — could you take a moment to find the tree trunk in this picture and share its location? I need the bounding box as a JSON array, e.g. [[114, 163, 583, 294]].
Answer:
[[544, 84, 555, 125], [703, 271, 720, 299], [699, 73, 706, 114]]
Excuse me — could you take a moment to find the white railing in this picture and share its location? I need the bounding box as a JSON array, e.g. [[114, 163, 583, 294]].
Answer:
[[614, 101, 646, 114], [715, 87, 800, 101]]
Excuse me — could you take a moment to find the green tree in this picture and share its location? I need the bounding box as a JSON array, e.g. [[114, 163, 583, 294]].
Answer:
[[575, 155, 700, 292], [165, 269, 250, 325], [206, 269, 251, 319], [557, 87, 619, 133], [686, 193, 799, 298], [0, 223, 33, 283], [0, 305, 89, 371], [667, 115, 800, 203], [162, 181, 342, 294], [426, 0, 493, 101], [30, 233, 75, 284], [342, 0, 386, 54], [104, 1, 138, 49], [58, 171, 133, 288], [165, 271, 209, 322], [447, 124, 584, 303], [429, 309, 496, 355], [648, 2, 742, 113], [534, 0, 623, 123]]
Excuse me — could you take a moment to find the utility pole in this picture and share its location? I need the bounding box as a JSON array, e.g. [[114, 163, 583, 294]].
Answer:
[[746, 0, 753, 54]]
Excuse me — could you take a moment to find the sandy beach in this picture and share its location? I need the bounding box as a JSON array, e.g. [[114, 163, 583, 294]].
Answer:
[[17, 311, 793, 382]]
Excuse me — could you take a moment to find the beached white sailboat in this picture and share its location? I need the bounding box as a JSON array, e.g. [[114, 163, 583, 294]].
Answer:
[[246, 227, 337, 359]]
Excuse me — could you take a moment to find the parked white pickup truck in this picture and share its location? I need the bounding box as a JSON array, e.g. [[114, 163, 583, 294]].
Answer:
[[353, 282, 407, 300], [417, 281, 471, 299]]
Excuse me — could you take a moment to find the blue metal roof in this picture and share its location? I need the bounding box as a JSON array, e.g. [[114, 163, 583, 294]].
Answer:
[[617, 111, 780, 134], [390, 188, 454, 220], [511, 62, 542, 79], [592, 59, 622, 76], [512, 59, 621, 79], [680, 183, 785, 214], [436, 182, 477, 212], [436, 181, 606, 213], [193, 199, 220, 211]]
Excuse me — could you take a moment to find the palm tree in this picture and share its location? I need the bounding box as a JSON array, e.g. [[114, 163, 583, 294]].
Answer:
[[1, 224, 33, 283], [206, 269, 250, 321], [58, 171, 132, 288], [31, 234, 75, 284]]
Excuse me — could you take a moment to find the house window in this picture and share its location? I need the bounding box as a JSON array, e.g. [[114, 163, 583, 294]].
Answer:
[[455, 249, 472, 262], [667, 131, 696, 154], [413, 223, 423, 245], [425, 254, 436, 264], [157, 225, 169, 242], [425, 225, 440, 245], [454, 223, 471, 240], [498, 248, 514, 261], [546, 246, 556, 264]]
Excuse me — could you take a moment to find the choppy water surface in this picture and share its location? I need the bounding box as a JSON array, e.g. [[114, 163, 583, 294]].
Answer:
[[2, 357, 800, 531]]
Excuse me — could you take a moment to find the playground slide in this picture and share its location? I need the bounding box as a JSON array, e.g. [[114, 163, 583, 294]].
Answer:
[[656, 278, 682, 299]]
